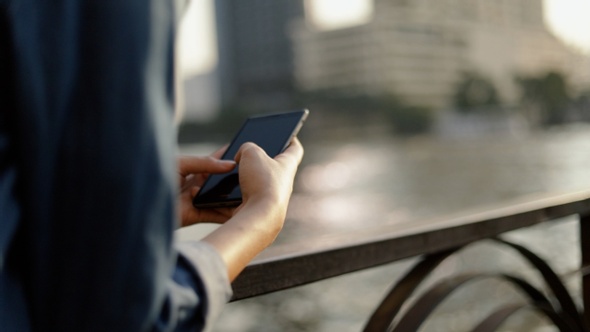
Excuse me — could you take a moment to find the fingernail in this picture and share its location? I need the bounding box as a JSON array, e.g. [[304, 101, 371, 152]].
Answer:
[[218, 160, 236, 165]]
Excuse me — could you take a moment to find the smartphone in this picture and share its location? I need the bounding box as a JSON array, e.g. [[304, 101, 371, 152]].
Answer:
[[192, 109, 309, 208]]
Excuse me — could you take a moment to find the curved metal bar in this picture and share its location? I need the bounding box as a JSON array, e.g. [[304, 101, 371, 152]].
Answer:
[[494, 238, 586, 331], [390, 273, 579, 332], [363, 249, 460, 332], [470, 303, 574, 332], [363, 238, 584, 332], [470, 304, 526, 332]]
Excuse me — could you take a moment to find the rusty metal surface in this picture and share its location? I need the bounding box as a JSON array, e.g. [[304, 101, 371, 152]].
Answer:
[[362, 238, 585, 332], [389, 273, 578, 332], [496, 238, 585, 331], [469, 304, 572, 332], [232, 191, 590, 301], [581, 214, 590, 329], [362, 250, 456, 332], [228, 192, 590, 332]]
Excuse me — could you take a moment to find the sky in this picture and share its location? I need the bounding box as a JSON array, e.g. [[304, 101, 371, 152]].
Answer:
[[544, 0, 590, 54], [178, 0, 590, 76]]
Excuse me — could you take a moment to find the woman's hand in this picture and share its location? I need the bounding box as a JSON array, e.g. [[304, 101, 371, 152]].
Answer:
[[202, 138, 304, 281], [177, 146, 236, 227], [234, 138, 304, 228]]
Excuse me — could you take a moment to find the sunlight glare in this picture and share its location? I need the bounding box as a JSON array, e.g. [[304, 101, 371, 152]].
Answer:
[[544, 0, 590, 53], [178, 0, 218, 77], [301, 162, 352, 192], [305, 0, 373, 30]]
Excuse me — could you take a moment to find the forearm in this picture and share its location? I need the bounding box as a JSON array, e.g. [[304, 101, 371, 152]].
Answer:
[[201, 199, 286, 281], [202, 140, 303, 282]]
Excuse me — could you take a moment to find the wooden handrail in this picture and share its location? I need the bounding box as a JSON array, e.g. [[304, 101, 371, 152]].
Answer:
[[232, 190, 590, 301]]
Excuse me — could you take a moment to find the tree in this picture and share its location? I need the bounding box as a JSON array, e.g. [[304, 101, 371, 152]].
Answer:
[[298, 90, 433, 136], [453, 72, 500, 113], [517, 71, 571, 126]]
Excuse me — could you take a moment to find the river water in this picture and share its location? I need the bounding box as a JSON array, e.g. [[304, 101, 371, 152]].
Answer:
[[179, 123, 590, 331]]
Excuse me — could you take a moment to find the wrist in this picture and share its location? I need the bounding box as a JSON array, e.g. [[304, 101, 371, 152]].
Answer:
[[235, 197, 287, 238]]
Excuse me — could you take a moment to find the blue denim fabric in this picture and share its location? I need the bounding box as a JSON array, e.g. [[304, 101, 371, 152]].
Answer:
[[0, 1, 230, 331]]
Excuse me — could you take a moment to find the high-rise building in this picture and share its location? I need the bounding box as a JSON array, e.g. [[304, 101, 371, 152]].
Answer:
[[291, 0, 590, 109], [213, 0, 304, 110]]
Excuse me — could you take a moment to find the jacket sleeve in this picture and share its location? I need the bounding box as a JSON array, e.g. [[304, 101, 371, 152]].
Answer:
[[156, 242, 232, 332], [2, 1, 231, 331]]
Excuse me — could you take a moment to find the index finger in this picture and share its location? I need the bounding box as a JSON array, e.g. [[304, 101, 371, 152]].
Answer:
[[178, 156, 236, 177]]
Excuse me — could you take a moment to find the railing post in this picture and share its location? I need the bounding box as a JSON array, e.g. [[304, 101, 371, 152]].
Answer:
[[581, 213, 590, 328]]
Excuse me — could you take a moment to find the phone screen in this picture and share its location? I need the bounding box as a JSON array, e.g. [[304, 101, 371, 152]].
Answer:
[[193, 110, 308, 208]]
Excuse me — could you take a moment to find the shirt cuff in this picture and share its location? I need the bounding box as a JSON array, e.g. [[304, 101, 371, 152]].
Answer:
[[175, 241, 233, 332]]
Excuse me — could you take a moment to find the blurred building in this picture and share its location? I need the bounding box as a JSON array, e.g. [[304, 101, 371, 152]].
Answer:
[[291, 0, 590, 109], [213, 0, 304, 110]]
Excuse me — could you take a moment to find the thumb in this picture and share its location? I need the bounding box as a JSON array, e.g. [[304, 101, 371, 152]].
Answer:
[[234, 142, 266, 164], [178, 156, 236, 176]]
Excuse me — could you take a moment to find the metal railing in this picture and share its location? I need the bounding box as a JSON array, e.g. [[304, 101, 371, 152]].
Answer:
[[230, 190, 590, 331]]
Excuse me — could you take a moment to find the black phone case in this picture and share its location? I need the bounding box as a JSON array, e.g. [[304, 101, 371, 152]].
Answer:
[[192, 109, 309, 209]]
